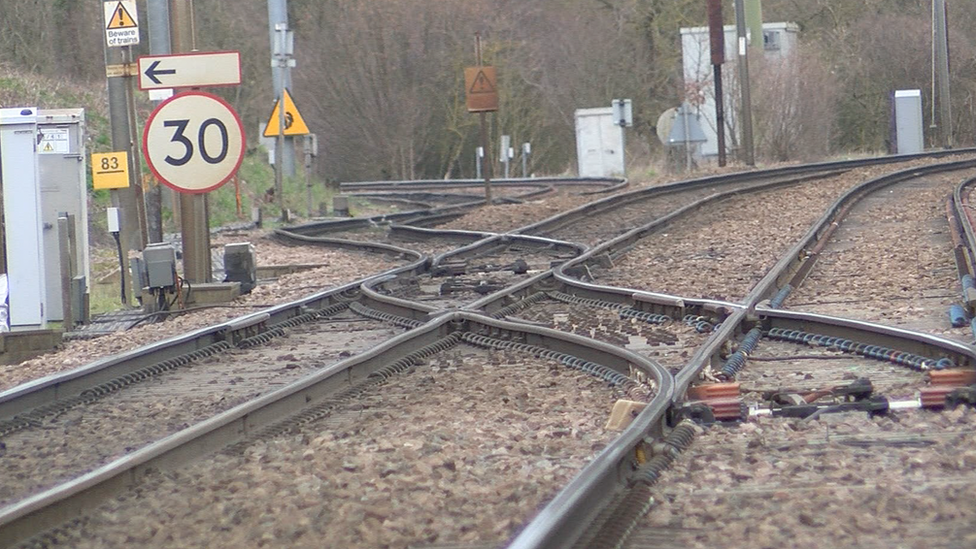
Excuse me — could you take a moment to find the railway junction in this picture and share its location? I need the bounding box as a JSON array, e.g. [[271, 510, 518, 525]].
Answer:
[[2, 151, 976, 548]]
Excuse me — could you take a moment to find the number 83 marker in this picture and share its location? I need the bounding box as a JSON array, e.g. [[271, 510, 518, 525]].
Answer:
[[143, 91, 245, 194]]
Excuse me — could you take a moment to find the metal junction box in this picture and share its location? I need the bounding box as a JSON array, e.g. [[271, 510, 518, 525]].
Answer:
[[38, 109, 89, 321], [893, 90, 924, 154], [574, 107, 625, 177], [223, 242, 257, 293], [0, 107, 46, 328], [143, 244, 177, 289]]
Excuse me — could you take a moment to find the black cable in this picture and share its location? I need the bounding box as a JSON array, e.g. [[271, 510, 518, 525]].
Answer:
[[112, 232, 126, 306]]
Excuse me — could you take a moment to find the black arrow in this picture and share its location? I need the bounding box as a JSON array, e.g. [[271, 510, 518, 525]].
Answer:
[[145, 60, 177, 84]]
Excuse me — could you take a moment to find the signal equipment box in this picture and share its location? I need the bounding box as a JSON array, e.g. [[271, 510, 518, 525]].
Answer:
[[0, 108, 46, 328], [574, 107, 625, 177], [38, 109, 89, 322]]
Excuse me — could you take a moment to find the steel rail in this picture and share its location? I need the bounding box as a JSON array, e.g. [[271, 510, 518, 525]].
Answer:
[[0, 238, 425, 423], [745, 159, 976, 309], [282, 181, 560, 238], [338, 176, 626, 193], [545, 172, 837, 321], [359, 233, 586, 320], [505, 152, 976, 548], [951, 176, 976, 275], [4, 152, 974, 547], [514, 150, 975, 239], [671, 158, 976, 400], [0, 312, 670, 548]]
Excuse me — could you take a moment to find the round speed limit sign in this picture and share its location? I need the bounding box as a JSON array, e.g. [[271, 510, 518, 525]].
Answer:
[[143, 91, 245, 194]]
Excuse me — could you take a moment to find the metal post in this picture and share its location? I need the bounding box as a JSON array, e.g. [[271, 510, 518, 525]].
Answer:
[[475, 33, 492, 203], [102, 1, 135, 302], [934, 0, 953, 149], [682, 105, 692, 172], [146, 0, 171, 243], [304, 134, 314, 218], [745, 0, 763, 51], [707, 0, 727, 167], [522, 143, 529, 177], [268, 0, 295, 177], [276, 61, 285, 215], [273, 23, 295, 218], [714, 65, 727, 167], [734, 0, 756, 166], [170, 0, 211, 283], [57, 217, 74, 331], [475, 147, 483, 179], [122, 45, 148, 249], [500, 135, 510, 179]]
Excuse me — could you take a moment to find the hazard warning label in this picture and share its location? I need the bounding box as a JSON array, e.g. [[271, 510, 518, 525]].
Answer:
[[104, 0, 140, 47], [464, 66, 498, 112], [38, 128, 70, 155], [263, 89, 311, 137]]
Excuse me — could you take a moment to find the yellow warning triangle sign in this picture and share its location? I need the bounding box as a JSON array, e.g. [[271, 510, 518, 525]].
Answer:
[[106, 2, 137, 29], [43, 142, 54, 152], [263, 89, 310, 137]]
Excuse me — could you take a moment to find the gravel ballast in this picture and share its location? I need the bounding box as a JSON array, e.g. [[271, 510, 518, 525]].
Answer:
[[633, 409, 976, 549], [787, 172, 974, 341], [49, 346, 628, 548], [0, 240, 404, 392], [0, 314, 402, 507], [592, 160, 975, 303]]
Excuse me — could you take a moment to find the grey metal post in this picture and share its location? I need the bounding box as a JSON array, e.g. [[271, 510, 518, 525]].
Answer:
[[521, 143, 529, 177], [500, 135, 510, 179], [682, 105, 692, 171], [745, 0, 763, 51], [170, 0, 211, 283], [57, 217, 73, 331], [268, 0, 295, 177], [475, 147, 483, 179], [146, 0, 171, 243], [101, 1, 136, 301], [272, 23, 295, 218], [304, 134, 315, 218], [734, 0, 756, 166], [934, 0, 953, 149], [122, 45, 148, 249]]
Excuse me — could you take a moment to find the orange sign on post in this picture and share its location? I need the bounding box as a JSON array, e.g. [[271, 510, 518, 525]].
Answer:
[[464, 66, 498, 112]]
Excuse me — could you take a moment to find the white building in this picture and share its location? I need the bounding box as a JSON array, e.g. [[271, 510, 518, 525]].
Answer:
[[680, 22, 799, 158]]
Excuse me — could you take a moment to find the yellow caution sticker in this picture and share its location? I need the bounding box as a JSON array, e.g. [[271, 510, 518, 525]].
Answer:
[[263, 89, 310, 137]]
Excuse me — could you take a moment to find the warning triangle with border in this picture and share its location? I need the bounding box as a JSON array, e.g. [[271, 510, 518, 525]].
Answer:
[[469, 70, 496, 94], [263, 89, 311, 137], [107, 2, 137, 29]]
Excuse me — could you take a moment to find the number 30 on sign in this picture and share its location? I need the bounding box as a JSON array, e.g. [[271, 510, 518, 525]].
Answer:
[[143, 91, 245, 194]]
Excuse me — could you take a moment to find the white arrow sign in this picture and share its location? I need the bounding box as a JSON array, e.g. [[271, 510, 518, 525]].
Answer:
[[137, 51, 241, 91]]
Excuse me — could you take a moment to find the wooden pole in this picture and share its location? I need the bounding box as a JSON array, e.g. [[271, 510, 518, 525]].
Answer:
[[476, 33, 492, 203]]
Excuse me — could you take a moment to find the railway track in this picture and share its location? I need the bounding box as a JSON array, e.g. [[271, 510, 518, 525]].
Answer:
[[4, 151, 976, 548]]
